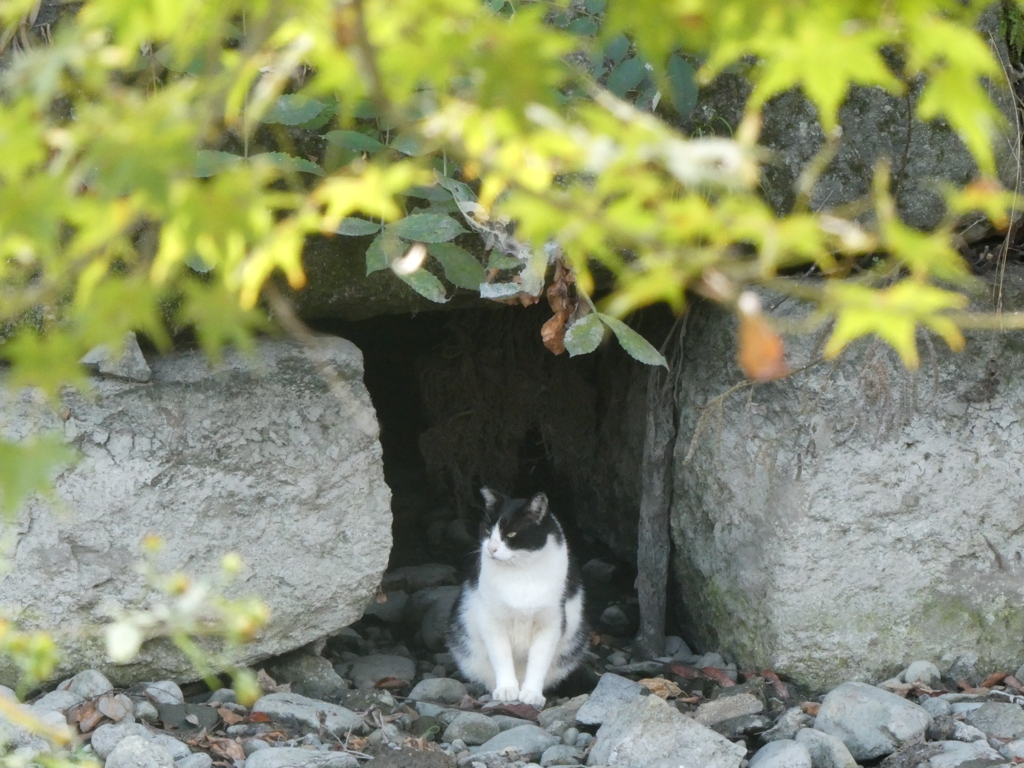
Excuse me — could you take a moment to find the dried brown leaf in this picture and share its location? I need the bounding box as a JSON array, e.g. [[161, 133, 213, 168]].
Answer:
[[373, 677, 409, 690], [700, 668, 736, 688], [639, 678, 682, 699], [216, 707, 244, 726], [982, 672, 1008, 688], [541, 311, 568, 355], [737, 313, 790, 382], [800, 702, 820, 717], [669, 664, 699, 679]]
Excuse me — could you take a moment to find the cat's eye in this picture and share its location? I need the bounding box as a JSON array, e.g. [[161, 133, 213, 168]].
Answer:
[[506, 532, 517, 538]]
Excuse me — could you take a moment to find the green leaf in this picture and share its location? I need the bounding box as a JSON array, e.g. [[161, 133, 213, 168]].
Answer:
[[0, 437, 78, 517], [336, 217, 382, 236], [249, 152, 325, 176], [389, 213, 466, 242], [262, 95, 326, 126], [428, 242, 485, 290], [584, 0, 606, 13], [667, 55, 698, 117], [366, 229, 405, 274], [488, 252, 521, 270], [398, 268, 449, 303], [178, 282, 267, 364], [605, 35, 631, 66], [324, 130, 385, 153], [406, 185, 454, 201], [193, 150, 242, 178], [568, 17, 599, 36], [607, 56, 646, 97], [598, 314, 667, 367], [390, 133, 427, 156], [185, 253, 213, 273], [564, 313, 605, 356]]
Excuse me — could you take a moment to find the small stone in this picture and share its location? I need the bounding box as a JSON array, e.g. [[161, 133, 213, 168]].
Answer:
[[91, 722, 152, 759], [491, 715, 535, 731], [575, 674, 645, 727], [97, 693, 135, 722], [411, 716, 443, 740], [560, 727, 578, 746], [80, 332, 152, 382], [538, 695, 587, 730], [134, 701, 160, 722], [449, 738, 468, 753], [382, 564, 458, 592], [244, 747, 358, 768], [264, 651, 349, 700], [478, 725, 559, 761], [150, 733, 191, 760], [966, 702, 1024, 740], [581, 559, 617, 583], [922, 740, 1008, 768], [242, 739, 269, 757], [176, 753, 213, 768], [946, 655, 980, 686], [59, 669, 113, 699], [206, 689, 237, 705], [763, 707, 812, 741], [408, 678, 468, 705], [366, 723, 404, 748], [404, 586, 463, 627], [599, 607, 632, 636], [609, 652, 628, 667], [695, 693, 764, 726], [712, 713, 774, 740], [347, 654, 417, 689], [144, 681, 185, 706], [902, 661, 942, 687], [252, 692, 366, 736], [748, 739, 812, 768], [538, 744, 583, 766], [32, 690, 83, 712], [794, 728, 857, 768], [105, 735, 176, 768], [920, 697, 952, 719], [589, 694, 746, 768], [575, 732, 593, 748], [362, 591, 408, 623], [422, 594, 460, 652], [443, 712, 500, 746], [663, 636, 684, 656], [693, 652, 727, 670], [814, 682, 932, 761]]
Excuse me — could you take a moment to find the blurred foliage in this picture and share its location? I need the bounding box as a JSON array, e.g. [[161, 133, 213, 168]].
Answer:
[[0, 0, 1021, 723]]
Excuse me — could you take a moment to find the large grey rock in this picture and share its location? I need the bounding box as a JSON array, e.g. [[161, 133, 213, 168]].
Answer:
[[672, 267, 1024, 688], [587, 693, 746, 768], [814, 683, 932, 761], [676, 7, 1020, 234], [0, 338, 391, 687], [574, 674, 645, 726]]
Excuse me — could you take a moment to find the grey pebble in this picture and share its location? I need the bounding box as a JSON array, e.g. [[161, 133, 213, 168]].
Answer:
[[105, 735, 176, 768], [478, 725, 560, 761], [748, 739, 812, 768], [902, 661, 942, 687], [205, 689, 237, 705], [144, 681, 185, 706], [560, 727, 578, 746], [244, 747, 358, 768], [575, 674, 645, 727], [60, 669, 113, 700], [920, 697, 952, 719], [794, 728, 857, 768], [443, 712, 501, 746], [91, 722, 152, 760], [32, 690, 82, 712], [407, 678, 468, 705], [346, 654, 417, 688], [176, 753, 213, 768], [966, 702, 1024, 740], [575, 732, 593, 748], [133, 701, 160, 723], [694, 692, 763, 726], [251, 692, 366, 736], [538, 744, 584, 766]]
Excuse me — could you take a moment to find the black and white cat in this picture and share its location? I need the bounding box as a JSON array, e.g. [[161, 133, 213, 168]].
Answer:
[[446, 488, 587, 708]]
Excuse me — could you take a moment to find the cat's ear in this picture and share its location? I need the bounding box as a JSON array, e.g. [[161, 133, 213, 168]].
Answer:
[[480, 487, 500, 511], [526, 492, 549, 523]]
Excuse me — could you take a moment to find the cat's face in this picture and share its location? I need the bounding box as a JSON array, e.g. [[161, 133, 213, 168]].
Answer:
[[478, 488, 560, 563]]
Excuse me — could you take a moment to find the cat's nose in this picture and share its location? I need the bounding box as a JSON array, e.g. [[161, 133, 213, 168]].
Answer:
[[486, 542, 498, 556]]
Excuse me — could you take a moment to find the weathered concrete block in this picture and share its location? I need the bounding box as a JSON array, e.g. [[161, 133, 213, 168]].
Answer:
[[0, 338, 391, 687], [672, 270, 1024, 689]]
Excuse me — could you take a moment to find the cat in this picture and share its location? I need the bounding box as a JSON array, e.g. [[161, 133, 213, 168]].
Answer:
[[446, 487, 587, 708]]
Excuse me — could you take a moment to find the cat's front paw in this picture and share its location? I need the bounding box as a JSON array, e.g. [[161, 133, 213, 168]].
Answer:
[[492, 685, 520, 702], [518, 687, 545, 708]]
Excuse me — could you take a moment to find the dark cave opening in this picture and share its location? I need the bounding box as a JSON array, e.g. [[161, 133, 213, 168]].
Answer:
[[313, 303, 687, 646]]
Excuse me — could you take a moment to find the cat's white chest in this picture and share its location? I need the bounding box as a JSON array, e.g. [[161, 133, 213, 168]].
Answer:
[[480, 557, 565, 614]]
